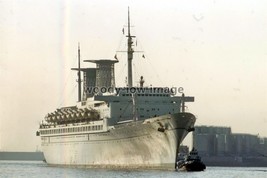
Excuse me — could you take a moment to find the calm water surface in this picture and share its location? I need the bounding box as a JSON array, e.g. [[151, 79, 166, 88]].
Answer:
[[0, 161, 266, 178]]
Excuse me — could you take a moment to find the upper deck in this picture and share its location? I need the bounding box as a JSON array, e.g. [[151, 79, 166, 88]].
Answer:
[[94, 87, 194, 103]]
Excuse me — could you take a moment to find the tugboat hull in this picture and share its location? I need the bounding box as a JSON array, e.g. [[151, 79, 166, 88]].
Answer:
[[180, 161, 206, 171]]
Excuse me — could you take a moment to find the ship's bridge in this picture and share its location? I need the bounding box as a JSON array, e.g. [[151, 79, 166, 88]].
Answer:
[[94, 89, 194, 125]]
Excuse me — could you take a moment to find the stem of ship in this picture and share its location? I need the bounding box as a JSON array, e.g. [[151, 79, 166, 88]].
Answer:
[[174, 131, 180, 170], [174, 94, 186, 170], [127, 7, 133, 87]]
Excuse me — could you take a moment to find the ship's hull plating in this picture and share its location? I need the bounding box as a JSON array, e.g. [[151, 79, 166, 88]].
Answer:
[[41, 112, 195, 170]]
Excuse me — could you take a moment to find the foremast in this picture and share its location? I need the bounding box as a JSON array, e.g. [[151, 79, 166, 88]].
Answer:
[[127, 7, 135, 87]]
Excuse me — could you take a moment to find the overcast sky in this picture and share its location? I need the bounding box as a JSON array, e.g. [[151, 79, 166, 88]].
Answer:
[[0, 0, 267, 151]]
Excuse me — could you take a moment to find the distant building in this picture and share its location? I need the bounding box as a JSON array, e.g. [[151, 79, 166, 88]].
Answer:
[[258, 137, 267, 156], [193, 126, 231, 156], [230, 133, 259, 156], [193, 126, 267, 157]]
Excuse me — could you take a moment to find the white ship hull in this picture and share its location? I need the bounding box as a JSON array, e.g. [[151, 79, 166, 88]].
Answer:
[[41, 113, 195, 170]]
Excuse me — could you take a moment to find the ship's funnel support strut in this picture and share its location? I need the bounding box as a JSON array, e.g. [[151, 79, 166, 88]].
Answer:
[[77, 43, 82, 102], [181, 93, 185, 112]]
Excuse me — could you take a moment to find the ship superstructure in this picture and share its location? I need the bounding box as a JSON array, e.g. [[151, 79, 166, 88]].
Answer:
[[37, 8, 196, 170]]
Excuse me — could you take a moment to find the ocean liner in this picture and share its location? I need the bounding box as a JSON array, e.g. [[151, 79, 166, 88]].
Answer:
[[36, 8, 196, 170]]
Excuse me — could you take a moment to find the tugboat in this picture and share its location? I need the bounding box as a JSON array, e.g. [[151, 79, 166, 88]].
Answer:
[[177, 148, 206, 171]]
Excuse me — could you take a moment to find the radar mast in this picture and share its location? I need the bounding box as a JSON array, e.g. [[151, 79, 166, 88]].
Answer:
[[127, 7, 135, 87]]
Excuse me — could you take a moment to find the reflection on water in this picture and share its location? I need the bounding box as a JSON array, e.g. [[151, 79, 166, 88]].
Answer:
[[0, 161, 267, 178]]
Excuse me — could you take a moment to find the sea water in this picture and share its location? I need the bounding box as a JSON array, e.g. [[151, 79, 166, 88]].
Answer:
[[0, 161, 266, 178]]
